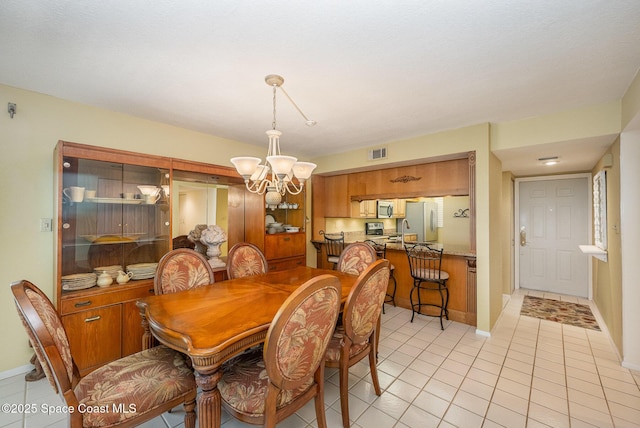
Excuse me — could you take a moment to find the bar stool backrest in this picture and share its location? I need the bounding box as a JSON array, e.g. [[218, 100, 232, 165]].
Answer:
[[405, 244, 445, 282], [323, 231, 345, 258]]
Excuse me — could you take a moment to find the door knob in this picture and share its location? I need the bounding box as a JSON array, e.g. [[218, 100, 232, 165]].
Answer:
[[520, 227, 526, 246]]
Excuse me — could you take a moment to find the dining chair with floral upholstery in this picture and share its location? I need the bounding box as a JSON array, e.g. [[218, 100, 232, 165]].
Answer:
[[11, 280, 197, 428], [324, 259, 390, 428], [226, 242, 268, 279], [218, 274, 342, 428], [154, 248, 215, 295], [335, 241, 377, 276], [364, 239, 397, 314]]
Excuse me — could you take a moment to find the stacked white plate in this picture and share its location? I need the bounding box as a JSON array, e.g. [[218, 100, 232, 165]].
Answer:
[[93, 265, 122, 279], [61, 273, 97, 291], [126, 263, 158, 280]]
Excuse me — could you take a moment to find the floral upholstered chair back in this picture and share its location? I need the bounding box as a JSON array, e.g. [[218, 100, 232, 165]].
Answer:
[[13, 280, 199, 428], [218, 275, 341, 426], [226, 242, 268, 279], [343, 259, 390, 346], [336, 242, 377, 276], [264, 274, 341, 395], [154, 248, 215, 295], [12, 280, 78, 402]]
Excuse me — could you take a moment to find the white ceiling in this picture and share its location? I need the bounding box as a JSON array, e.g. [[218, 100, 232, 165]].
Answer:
[[1, 1, 639, 176]]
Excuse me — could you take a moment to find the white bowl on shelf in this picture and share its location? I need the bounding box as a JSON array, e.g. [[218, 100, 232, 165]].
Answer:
[[137, 185, 160, 196], [284, 226, 300, 233]]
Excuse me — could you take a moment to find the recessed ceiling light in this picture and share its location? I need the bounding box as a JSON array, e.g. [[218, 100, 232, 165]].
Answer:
[[538, 156, 559, 166]]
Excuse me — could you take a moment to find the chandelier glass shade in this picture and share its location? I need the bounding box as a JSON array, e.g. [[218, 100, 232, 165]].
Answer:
[[231, 75, 316, 208]]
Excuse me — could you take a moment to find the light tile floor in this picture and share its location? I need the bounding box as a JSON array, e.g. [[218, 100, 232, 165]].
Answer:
[[2, 288, 639, 427]]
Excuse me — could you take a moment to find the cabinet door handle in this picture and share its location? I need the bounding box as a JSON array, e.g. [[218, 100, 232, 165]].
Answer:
[[84, 316, 101, 323], [75, 300, 92, 307], [284, 237, 291, 242]]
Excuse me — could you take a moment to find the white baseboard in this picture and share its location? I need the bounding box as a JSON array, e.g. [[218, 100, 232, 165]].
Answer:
[[0, 364, 33, 381], [475, 329, 491, 337], [622, 360, 640, 372], [502, 293, 511, 308]]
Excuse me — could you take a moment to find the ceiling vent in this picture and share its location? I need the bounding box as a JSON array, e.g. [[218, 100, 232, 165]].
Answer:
[[367, 146, 387, 161]]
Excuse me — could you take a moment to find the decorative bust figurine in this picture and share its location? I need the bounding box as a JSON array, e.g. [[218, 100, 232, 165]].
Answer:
[[200, 225, 228, 268], [187, 224, 209, 256]]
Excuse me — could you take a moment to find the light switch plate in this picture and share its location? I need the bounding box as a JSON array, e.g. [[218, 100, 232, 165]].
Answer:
[[40, 218, 52, 232]]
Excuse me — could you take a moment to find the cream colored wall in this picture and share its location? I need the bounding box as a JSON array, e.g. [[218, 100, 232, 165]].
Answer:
[[622, 70, 640, 130], [591, 142, 622, 354], [311, 123, 500, 334], [439, 196, 470, 246], [488, 152, 505, 327], [620, 131, 640, 370], [491, 101, 621, 149], [501, 172, 515, 295], [0, 84, 265, 374], [620, 70, 640, 368]]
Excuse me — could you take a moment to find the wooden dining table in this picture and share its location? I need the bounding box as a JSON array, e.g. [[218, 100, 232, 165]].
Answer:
[[136, 266, 358, 428]]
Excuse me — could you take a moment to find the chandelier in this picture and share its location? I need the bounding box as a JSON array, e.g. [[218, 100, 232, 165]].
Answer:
[[231, 75, 317, 209]]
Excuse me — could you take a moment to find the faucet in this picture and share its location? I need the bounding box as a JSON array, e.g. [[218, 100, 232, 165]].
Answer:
[[401, 219, 410, 247]]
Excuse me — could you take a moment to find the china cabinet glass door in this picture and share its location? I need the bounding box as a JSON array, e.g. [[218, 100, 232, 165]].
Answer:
[[61, 157, 170, 279]]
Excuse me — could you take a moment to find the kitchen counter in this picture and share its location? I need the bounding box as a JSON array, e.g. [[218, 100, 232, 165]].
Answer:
[[311, 234, 477, 326], [311, 233, 475, 257]]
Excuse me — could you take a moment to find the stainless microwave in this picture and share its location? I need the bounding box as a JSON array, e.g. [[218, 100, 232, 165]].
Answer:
[[377, 200, 394, 218]]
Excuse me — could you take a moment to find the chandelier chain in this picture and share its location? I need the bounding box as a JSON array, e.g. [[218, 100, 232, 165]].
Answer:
[[272, 84, 277, 131]]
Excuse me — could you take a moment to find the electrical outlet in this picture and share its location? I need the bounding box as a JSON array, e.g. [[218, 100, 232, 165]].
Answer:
[[40, 218, 52, 232]]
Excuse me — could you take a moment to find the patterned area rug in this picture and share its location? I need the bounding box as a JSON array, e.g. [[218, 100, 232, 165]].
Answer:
[[520, 295, 600, 331]]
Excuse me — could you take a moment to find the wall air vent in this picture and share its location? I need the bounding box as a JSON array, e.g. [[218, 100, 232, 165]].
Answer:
[[367, 147, 387, 161]]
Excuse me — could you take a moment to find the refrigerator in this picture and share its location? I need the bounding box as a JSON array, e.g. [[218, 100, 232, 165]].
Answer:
[[399, 201, 438, 242]]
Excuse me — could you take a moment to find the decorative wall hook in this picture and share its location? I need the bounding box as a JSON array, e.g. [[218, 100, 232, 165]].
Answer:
[[453, 208, 469, 218], [8, 103, 16, 119]]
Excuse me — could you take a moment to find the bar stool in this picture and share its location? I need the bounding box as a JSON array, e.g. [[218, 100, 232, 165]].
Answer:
[[405, 243, 449, 329], [321, 231, 345, 270], [365, 240, 397, 314]]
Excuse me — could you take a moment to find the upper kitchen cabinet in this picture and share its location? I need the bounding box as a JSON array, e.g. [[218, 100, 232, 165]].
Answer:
[[322, 174, 350, 218], [392, 199, 406, 218], [351, 200, 377, 218]]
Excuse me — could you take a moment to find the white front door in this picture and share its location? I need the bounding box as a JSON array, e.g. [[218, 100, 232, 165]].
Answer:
[[516, 176, 590, 297]]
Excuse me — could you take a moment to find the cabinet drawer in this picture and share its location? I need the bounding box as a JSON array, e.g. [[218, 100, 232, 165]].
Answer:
[[264, 233, 306, 260], [62, 305, 122, 375], [59, 281, 154, 315], [268, 256, 306, 272]]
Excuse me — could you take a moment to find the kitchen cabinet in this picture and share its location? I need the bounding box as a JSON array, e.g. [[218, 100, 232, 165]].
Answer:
[[323, 175, 350, 218], [392, 199, 406, 218], [351, 200, 377, 218]]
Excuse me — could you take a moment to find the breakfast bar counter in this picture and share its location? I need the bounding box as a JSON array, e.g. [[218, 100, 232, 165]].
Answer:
[[312, 236, 477, 326]]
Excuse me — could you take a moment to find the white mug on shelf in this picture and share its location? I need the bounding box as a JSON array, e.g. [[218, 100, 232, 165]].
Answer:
[[63, 186, 85, 202], [144, 193, 160, 204], [85, 190, 97, 199]]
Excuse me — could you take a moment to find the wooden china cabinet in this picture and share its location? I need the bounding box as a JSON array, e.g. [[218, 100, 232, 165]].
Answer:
[[55, 141, 172, 375], [244, 189, 307, 272], [54, 141, 306, 375]]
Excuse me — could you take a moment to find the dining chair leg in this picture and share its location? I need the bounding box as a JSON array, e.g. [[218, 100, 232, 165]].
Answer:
[[368, 346, 382, 395], [184, 396, 197, 428], [339, 362, 351, 428], [314, 368, 328, 428]]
